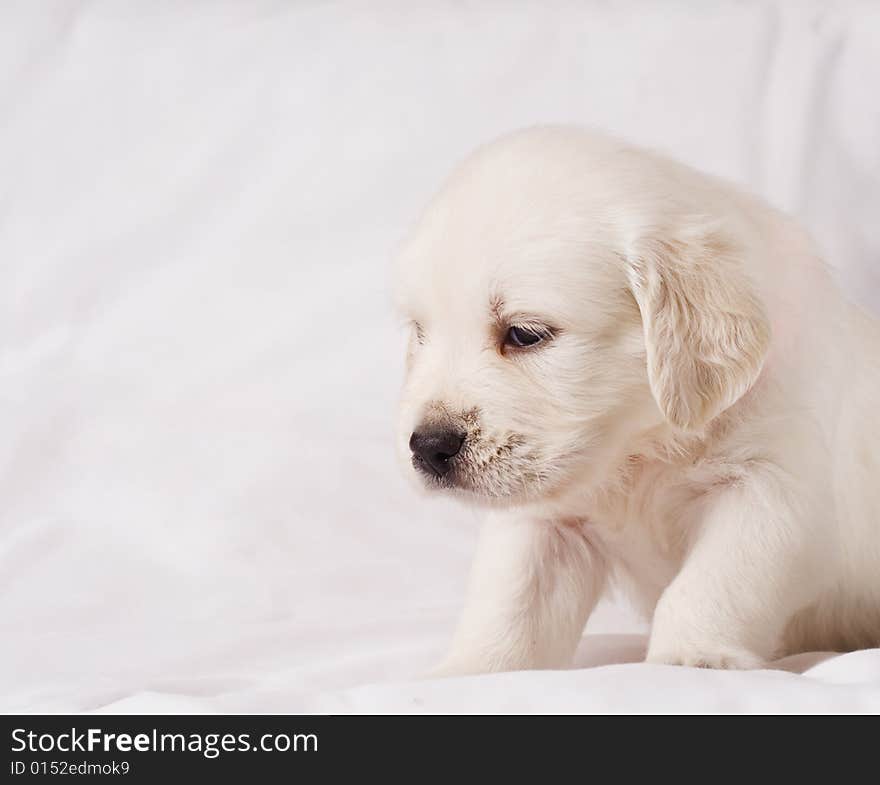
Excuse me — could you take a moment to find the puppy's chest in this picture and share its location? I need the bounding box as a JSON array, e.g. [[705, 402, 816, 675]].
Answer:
[[585, 461, 700, 610]]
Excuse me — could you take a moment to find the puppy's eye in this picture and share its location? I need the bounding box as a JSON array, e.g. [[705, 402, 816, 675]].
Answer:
[[504, 325, 548, 349]]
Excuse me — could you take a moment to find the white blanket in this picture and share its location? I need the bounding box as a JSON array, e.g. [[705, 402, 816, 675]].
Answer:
[[2, 0, 878, 714]]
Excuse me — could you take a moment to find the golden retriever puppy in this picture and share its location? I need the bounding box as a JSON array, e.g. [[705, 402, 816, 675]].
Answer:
[[394, 126, 880, 673]]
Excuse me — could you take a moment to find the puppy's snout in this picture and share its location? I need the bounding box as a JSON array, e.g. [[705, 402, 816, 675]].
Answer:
[[409, 427, 465, 477]]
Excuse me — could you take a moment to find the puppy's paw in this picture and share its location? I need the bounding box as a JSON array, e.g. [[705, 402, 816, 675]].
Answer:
[[646, 644, 765, 670], [648, 592, 769, 670]]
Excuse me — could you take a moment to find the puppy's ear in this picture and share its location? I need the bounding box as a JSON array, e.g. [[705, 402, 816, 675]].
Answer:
[[625, 223, 770, 432]]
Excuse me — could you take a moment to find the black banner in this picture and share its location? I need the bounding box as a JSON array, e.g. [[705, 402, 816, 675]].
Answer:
[[0, 714, 856, 779]]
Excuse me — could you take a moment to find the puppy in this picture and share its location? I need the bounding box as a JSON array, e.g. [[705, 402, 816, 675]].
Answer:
[[394, 126, 880, 673]]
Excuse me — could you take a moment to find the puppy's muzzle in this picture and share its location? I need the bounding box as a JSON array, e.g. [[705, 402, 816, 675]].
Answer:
[[409, 427, 465, 478]]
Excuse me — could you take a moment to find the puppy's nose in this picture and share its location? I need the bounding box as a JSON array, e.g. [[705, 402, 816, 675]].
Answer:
[[409, 427, 466, 477]]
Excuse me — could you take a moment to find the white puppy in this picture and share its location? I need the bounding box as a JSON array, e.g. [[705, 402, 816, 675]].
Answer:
[[394, 126, 880, 673]]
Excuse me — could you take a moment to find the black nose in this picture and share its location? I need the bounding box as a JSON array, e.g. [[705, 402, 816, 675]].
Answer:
[[409, 427, 466, 477]]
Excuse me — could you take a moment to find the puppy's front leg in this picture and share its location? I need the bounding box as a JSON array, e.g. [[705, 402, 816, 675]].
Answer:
[[646, 468, 828, 669], [433, 511, 605, 676]]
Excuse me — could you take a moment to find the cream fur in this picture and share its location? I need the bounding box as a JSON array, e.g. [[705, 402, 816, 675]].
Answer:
[[393, 126, 880, 673]]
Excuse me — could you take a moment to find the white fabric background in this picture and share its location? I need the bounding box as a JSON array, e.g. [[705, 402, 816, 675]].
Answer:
[[1, 0, 879, 713]]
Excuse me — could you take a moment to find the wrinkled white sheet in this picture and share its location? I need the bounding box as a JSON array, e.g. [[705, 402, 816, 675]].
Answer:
[[1, 0, 878, 714]]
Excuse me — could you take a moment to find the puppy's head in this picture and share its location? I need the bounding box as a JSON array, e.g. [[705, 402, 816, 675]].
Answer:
[[394, 127, 769, 506]]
